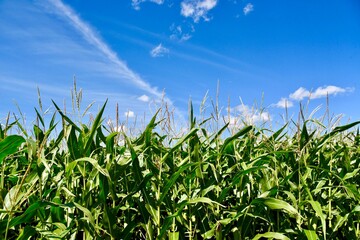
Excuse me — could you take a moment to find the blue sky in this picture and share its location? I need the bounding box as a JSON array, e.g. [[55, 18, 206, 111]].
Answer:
[[1, 0, 359, 128]]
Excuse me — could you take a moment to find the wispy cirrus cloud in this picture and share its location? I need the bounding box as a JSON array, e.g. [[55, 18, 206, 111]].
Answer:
[[116, 23, 253, 75], [131, 0, 165, 10], [48, 0, 169, 101], [243, 3, 254, 15], [41, 0, 187, 123], [180, 0, 218, 23], [150, 43, 169, 57], [107, 25, 252, 76], [0, 77, 69, 98]]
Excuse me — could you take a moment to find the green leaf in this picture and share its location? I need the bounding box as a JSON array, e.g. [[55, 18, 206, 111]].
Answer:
[[169, 231, 179, 240], [158, 216, 174, 239], [300, 122, 310, 149], [269, 123, 288, 142], [215, 222, 223, 240], [332, 214, 349, 233], [145, 219, 154, 240], [221, 125, 253, 153], [158, 162, 198, 204], [67, 125, 80, 159], [145, 203, 160, 226], [125, 135, 156, 209], [161, 127, 199, 164], [33, 124, 44, 143], [308, 200, 326, 239], [16, 226, 37, 240], [125, 135, 142, 183], [9, 201, 69, 228], [106, 132, 118, 154], [0, 135, 25, 164], [4, 186, 24, 211], [202, 228, 215, 239], [344, 184, 360, 200], [52, 100, 81, 132], [252, 232, 290, 240], [84, 100, 107, 154], [188, 197, 223, 207], [120, 221, 137, 240], [352, 205, 360, 212], [73, 202, 96, 229], [0, 120, 17, 140], [34, 107, 45, 128], [134, 109, 159, 146], [342, 169, 360, 181], [189, 100, 196, 129], [303, 229, 318, 240], [331, 121, 360, 134], [75, 157, 110, 177], [210, 122, 229, 144], [253, 197, 299, 216]]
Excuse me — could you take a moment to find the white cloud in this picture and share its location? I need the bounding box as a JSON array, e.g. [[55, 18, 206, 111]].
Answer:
[[232, 104, 250, 113], [243, 3, 254, 15], [198, 0, 217, 9], [289, 86, 347, 101], [150, 43, 169, 57], [132, 0, 165, 10], [312, 86, 347, 99], [181, 2, 195, 17], [231, 104, 271, 124], [273, 85, 352, 109], [125, 110, 135, 118], [138, 94, 150, 102], [289, 87, 311, 101], [274, 98, 294, 108], [180, 0, 218, 23], [107, 119, 127, 132], [252, 112, 271, 122]]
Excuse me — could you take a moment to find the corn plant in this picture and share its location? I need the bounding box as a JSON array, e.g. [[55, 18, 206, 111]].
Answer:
[[0, 94, 359, 239]]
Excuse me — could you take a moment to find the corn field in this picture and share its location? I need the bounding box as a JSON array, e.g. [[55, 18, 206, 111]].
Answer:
[[1, 97, 360, 239]]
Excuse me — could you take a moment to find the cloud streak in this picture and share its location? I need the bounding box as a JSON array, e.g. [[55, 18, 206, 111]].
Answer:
[[45, 0, 188, 124], [48, 0, 168, 101]]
